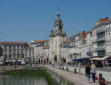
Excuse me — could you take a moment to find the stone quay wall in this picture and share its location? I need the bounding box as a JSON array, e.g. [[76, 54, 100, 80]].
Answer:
[[47, 68, 75, 85]]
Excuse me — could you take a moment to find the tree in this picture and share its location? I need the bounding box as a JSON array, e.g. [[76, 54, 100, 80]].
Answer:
[[0, 46, 3, 57]]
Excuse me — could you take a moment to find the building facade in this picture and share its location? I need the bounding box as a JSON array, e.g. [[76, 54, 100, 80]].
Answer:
[[49, 12, 67, 64], [31, 40, 49, 63], [92, 17, 111, 57], [0, 42, 34, 63], [68, 17, 111, 61], [31, 14, 111, 64]]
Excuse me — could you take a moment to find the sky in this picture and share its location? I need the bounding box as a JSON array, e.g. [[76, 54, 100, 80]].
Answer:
[[0, 0, 111, 43]]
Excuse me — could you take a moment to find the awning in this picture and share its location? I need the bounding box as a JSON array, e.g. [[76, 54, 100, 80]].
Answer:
[[12, 60, 16, 62], [90, 56, 111, 61], [90, 57, 101, 60], [17, 60, 23, 62], [100, 56, 111, 60], [72, 58, 89, 61], [81, 58, 89, 60], [72, 59, 81, 61]]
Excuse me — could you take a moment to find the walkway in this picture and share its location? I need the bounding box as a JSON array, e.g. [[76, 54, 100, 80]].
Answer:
[[47, 66, 100, 85]]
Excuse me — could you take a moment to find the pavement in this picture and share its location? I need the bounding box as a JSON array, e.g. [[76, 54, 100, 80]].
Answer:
[[47, 66, 105, 85]]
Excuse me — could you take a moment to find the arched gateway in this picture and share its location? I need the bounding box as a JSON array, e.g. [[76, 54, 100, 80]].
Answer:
[[54, 55, 57, 62], [49, 12, 67, 64]]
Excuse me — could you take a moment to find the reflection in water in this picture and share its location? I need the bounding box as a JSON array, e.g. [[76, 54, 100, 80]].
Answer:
[[0, 75, 49, 85]]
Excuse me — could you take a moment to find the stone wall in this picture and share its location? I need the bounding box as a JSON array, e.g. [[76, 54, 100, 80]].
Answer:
[[47, 69, 75, 85]]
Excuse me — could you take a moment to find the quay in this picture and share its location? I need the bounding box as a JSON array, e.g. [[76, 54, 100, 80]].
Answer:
[[46, 65, 111, 85], [46, 65, 99, 85], [0, 65, 111, 85]]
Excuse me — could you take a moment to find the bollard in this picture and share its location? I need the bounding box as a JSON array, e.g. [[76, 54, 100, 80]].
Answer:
[[99, 77, 107, 85], [99, 73, 103, 80], [62, 67, 64, 70], [99, 73, 103, 84], [67, 67, 68, 71], [74, 69, 77, 73]]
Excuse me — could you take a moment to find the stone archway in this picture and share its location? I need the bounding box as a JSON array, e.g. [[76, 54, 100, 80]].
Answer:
[[61, 58, 66, 63], [54, 55, 57, 62]]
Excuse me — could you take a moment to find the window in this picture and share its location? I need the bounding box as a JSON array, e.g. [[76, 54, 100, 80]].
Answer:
[[17, 50, 19, 53], [9, 49, 11, 53], [9, 45, 11, 48], [17, 45, 19, 48], [29, 53, 31, 56], [4, 45, 6, 49], [9, 55, 11, 59], [21, 50, 23, 53], [14, 45, 15, 48], [106, 27, 107, 32]]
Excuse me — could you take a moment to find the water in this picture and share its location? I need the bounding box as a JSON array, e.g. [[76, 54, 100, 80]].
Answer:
[[0, 75, 49, 85]]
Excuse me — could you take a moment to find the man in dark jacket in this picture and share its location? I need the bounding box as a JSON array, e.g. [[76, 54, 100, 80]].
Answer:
[[85, 64, 91, 82]]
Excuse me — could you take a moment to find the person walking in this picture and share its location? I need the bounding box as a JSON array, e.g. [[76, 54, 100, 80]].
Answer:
[[91, 62, 96, 83], [78, 61, 81, 73], [85, 63, 91, 82]]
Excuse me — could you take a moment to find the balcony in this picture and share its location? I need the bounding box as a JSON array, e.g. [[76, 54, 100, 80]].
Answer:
[[95, 46, 105, 51], [96, 29, 105, 34], [96, 37, 105, 42]]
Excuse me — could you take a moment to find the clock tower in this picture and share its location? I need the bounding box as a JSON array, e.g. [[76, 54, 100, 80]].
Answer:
[[49, 12, 67, 64]]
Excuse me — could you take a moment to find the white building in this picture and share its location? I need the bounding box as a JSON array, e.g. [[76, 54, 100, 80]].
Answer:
[[92, 17, 111, 58], [0, 41, 34, 63], [31, 40, 49, 63], [31, 14, 111, 63], [69, 17, 111, 61], [68, 31, 92, 61]]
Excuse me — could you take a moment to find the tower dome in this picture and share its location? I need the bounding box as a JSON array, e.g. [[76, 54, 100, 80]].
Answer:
[[54, 12, 63, 27]]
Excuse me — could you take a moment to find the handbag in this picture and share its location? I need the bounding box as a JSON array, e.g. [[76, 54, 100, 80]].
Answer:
[[95, 75, 98, 80]]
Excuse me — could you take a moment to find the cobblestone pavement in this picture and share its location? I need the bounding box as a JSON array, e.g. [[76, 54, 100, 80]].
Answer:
[[47, 66, 100, 85]]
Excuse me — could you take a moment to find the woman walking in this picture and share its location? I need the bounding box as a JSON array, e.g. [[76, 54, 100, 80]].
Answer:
[[85, 63, 91, 82], [91, 62, 96, 83]]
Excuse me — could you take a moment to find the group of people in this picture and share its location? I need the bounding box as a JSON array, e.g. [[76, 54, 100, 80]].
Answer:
[[85, 62, 107, 85], [85, 62, 96, 83]]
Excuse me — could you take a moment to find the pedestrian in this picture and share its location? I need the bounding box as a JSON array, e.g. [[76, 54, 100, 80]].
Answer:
[[91, 62, 96, 83], [78, 61, 81, 73], [85, 63, 91, 82]]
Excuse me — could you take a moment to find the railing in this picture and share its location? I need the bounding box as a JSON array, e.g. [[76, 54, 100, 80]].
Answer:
[[95, 46, 105, 51], [96, 28, 105, 34], [96, 37, 105, 42]]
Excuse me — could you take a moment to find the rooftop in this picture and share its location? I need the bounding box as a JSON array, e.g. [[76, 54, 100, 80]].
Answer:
[[34, 40, 49, 43], [0, 41, 29, 46], [96, 17, 111, 26]]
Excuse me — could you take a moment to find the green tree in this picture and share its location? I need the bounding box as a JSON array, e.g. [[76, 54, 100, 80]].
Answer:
[[0, 46, 3, 57]]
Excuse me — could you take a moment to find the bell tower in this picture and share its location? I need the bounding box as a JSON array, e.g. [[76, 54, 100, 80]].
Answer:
[[49, 12, 67, 64], [54, 12, 63, 36]]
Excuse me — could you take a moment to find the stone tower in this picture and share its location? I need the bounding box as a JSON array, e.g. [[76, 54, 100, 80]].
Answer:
[[49, 12, 67, 64]]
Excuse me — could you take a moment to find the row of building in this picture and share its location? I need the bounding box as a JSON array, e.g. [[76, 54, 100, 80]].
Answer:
[[0, 13, 111, 64], [31, 13, 111, 64]]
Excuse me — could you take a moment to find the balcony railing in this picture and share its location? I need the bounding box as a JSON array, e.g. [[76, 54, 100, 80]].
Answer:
[[95, 46, 105, 51], [96, 29, 105, 34], [96, 37, 105, 42]]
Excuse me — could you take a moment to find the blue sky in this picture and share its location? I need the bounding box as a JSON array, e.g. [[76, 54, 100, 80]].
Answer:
[[0, 0, 111, 43]]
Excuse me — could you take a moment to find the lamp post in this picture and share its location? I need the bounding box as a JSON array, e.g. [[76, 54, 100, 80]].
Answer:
[[59, 44, 61, 69], [68, 42, 69, 64], [48, 46, 49, 64]]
